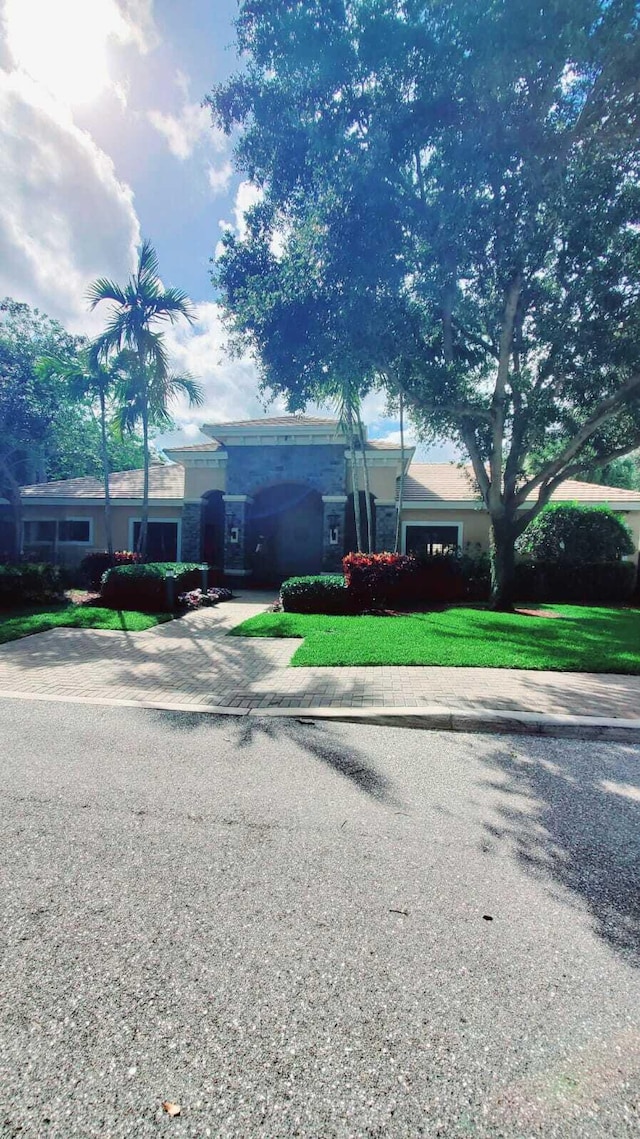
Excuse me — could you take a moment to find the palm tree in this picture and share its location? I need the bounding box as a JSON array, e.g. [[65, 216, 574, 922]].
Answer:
[[42, 347, 126, 560], [115, 357, 204, 553], [334, 377, 375, 553], [394, 388, 406, 554], [87, 240, 198, 558]]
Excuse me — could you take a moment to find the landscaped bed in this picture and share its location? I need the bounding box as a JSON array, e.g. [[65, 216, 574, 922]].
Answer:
[[230, 605, 640, 673], [0, 604, 171, 645]]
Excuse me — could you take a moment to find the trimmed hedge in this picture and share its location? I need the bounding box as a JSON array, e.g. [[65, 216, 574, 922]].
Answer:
[[100, 562, 201, 612], [80, 550, 141, 590], [0, 563, 64, 608], [514, 560, 636, 604], [280, 575, 351, 615], [344, 552, 468, 607], [518, 503, 634, 563]]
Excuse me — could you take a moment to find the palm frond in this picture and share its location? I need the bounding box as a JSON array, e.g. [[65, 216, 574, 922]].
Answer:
[[136, 239, 160, 287], [149, 289, 196, 324], [86, 278, 127, 310]]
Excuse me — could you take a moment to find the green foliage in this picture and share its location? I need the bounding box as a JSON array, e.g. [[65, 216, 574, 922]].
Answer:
[[211, 0, 640, 605], [514, 560, 636, 604], [586, 452, 640, 491], [517, 503, 635, 563], [0, 563, 64, 608], [280, 574, 350, 614], [231, 606, 640, 674], [100, 562, 202, 612], [0, 604, 168, 644]]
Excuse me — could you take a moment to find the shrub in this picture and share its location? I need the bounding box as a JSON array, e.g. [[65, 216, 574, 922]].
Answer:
[[343, 552, 468, 607], [80, 550, 141, 591], [0, 563, 64, 608], [514, 560, 636, 603], [100, 562, 201, 612], [281, 575, 351, 614], [517, 503, 634, 563], [178, 587, 233, 610]]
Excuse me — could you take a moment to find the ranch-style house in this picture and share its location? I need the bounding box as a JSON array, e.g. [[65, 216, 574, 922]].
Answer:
[[10, 416, 640, 578]]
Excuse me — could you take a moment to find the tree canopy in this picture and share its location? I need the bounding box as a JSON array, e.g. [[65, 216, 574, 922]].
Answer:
[[210, 0, 640, 605]]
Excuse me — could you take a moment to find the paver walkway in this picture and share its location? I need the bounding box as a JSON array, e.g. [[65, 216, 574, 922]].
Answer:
[[0, 591, 639, 718]]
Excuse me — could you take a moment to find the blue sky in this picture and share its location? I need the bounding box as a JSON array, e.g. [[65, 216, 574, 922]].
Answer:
[[0, 0, 455, 458]]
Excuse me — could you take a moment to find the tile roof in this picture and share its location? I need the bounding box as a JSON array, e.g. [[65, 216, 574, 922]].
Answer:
[[163, 441, 222, 453], [403, 463, 640, 504], [20, 465, 185, 500], [206, 416, 338, 429]]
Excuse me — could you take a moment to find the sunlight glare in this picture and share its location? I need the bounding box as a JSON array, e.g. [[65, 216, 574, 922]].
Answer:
[[4, 0, 129, 105]]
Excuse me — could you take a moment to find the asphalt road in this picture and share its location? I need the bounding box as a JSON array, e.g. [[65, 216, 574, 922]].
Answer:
[[1, 699, 639, 1138]]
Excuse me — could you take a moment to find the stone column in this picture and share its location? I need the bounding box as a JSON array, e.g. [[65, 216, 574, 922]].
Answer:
[[181, 502, 202, 562], [321, 494, 348, 572], [374, 500, 398, 553], [223, 495, 253, 578]]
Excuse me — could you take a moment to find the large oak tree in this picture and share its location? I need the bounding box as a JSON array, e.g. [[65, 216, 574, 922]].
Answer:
[[210, 0, 640, 607]]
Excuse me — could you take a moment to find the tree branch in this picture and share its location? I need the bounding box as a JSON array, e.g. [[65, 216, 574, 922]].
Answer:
[[489, 275, 522, 510], [514, 372, 640, 505]]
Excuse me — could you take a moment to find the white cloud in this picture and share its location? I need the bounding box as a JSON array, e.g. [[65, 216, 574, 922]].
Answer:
[[147, 101, 216, 160], [0, 69, 140, 334], [207, 159, 233, 195], [160, 301, 287, 433]]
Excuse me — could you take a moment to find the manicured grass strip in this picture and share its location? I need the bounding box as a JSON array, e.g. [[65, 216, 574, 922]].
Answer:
[[230, 605, 640, 673], [0, 605, 171, 645]]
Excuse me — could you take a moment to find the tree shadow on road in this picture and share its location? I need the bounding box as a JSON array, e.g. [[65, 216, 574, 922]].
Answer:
[[480, 738, 640, 965], [154, 709, 397, 806]]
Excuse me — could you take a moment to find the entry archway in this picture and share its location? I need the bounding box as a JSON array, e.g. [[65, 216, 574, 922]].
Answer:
[[249, 483, 323, 580]]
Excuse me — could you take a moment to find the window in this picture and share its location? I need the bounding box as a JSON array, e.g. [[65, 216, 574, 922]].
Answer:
[[23, 519, 92, 545], [58, 520, 91, 543], [23, 520, 56, 544], [405, 524, 461, 556], [132, 521, 178, 561]]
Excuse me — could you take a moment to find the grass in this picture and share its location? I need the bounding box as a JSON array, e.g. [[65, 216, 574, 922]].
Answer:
[[0, 603, 171, 645], [230, 604, 640, 673]]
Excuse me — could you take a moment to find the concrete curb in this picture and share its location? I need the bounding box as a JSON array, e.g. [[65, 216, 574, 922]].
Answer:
[[0, 689, 639, 740]]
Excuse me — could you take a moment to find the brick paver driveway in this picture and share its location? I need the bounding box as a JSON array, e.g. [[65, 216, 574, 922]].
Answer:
[[0, 592, 639, 718]]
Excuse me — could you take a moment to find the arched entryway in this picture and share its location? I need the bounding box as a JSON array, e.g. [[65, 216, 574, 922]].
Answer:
[[249, 483, 323, 581], [201, 490, 225, 566], [344, 491, 376, 554]]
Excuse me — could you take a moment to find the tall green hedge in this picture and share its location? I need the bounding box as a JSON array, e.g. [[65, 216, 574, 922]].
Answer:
[[0, 563, 64, 608], [100, 562, 201, 612], [518, 503, 635, 563]]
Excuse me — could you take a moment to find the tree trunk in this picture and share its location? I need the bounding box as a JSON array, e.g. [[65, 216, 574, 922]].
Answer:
[[138, 402, 150, 561], [357, 414, 373, 552], [489, 515, 517, 611], [394, 390, 405, 553], [348, 428, 363, 553], [99, 389, 114, 562]]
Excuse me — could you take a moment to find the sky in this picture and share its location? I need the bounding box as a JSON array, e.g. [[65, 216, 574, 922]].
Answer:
[[0, 0, 456, 459]]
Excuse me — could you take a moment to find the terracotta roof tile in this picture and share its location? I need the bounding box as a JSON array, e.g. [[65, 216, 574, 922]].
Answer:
[[403, 463, 640, 504], [21, 465, 185, 500]]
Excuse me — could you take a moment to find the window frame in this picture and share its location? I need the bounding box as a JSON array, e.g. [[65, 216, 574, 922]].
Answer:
[[401, 520, 463, 556], [22, 517, 93, 546], [127, 517, 182, 561]]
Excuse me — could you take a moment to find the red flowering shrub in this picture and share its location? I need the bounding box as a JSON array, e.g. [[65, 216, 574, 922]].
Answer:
[[343, 551, 467, 608], [80, 550, 141, 590]]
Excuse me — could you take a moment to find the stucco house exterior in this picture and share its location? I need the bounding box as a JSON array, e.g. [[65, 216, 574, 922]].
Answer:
[[9, 415, 640, 578]]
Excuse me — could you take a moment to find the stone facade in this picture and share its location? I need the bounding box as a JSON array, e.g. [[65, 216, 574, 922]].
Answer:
[[374, 503, 398, 553], [223, 496, 252, 575], [181, 502, 202, 562], [321, 496, 348, 572], [226, 445, 346, 497]]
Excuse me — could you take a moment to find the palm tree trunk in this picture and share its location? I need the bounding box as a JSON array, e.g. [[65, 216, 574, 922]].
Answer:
[[357, 413, 373, 552], [99, 389, 114, 561], [394, 390, 405, 553], [139, 402, 150, 561], [348, 424, 363, 553]]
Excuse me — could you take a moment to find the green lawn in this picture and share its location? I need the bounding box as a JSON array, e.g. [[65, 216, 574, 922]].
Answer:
[[0, 604, 171, 645], [230, 605, 640, 673]]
